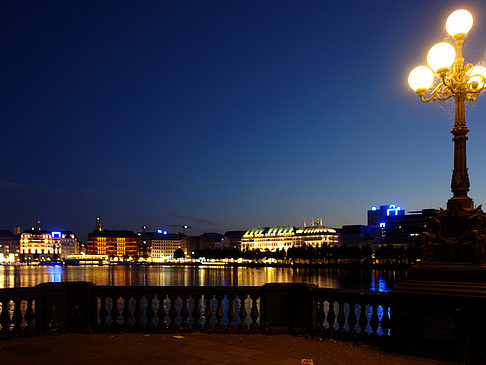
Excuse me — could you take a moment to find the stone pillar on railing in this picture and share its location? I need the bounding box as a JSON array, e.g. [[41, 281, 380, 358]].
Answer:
[[261, 283, 316, 335], [36, 282, 94, 334]]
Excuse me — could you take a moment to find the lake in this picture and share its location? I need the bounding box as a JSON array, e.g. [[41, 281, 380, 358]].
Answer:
[[0, 265, 407, 291]]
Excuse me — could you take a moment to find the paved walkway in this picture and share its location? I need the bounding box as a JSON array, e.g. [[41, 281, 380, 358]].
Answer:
[[0, 333, 452, 365]]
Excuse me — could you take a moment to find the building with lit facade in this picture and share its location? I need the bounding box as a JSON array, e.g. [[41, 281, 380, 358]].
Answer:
[[293, 226, 339, 247], [151, 233, 182, 261], [367, 203, 438, 248], [87, 217, 137, 258], [52, 231, 78, 258], [87, 230, 138, 258], [20, 229, 61, 257], [0, 230, 20, 262], [241, 225, 338, 252]]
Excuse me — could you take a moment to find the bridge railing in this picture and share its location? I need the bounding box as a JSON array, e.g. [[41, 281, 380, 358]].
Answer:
[[0, 287, 41, 338], [0, 282, 392, 342], [91, 285, 262, 333], [309, 287, 392, 345]]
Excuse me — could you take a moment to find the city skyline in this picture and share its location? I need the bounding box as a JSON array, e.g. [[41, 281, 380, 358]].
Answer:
[[2, 0, 486, 239]]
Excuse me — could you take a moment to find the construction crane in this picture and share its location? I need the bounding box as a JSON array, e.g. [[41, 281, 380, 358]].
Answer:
[[168, 225, 191, 235]]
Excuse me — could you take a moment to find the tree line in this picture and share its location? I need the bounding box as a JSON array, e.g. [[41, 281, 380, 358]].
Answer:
[[191, 244, 419, 265]]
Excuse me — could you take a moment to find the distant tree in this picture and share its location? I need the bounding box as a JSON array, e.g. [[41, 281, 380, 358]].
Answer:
[[174, 248, 185, 259]]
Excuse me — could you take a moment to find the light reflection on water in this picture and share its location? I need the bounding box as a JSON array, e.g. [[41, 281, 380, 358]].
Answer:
[[0, 265, 407, 290]]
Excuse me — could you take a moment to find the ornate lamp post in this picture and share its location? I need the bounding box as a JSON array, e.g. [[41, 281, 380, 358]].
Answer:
[[393, 12, 486, 361], [408, 9, 486, 263]]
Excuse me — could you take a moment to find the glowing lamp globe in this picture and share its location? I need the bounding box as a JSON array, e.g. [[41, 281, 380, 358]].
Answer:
[[469, 66, 486, 88], [446, 9, 473, 37], [427, 42, 456, 72], [408, 66, 434, 92]]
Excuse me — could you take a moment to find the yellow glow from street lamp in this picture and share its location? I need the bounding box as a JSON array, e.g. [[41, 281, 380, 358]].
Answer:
[[427, 42, 456, 72], [446, 9, 473, 37], [469, 66, 486, 88], [408, 66, 434, 92]]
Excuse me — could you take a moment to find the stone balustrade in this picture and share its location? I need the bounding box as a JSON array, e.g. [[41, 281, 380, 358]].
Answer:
[[1, 281, 485, 363]]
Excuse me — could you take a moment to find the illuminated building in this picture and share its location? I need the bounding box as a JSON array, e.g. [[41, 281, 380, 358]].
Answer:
[[367, 204, 438, 248], [87, 217, 137, 258], [20, 229, 61, 257], [293, 226, 338, 247], [241, 225, 338, 252], [241, 226, 294, 252], [20, 229, 79, 259], [87, 230, 138, 258], [151, 233, 182, 260], [0, 230, 20, 261], [52, 231, 79, 258]]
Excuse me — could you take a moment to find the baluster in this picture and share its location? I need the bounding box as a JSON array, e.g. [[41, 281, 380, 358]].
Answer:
[[369, 304, 380, 338], [180, 294, 190, 331], [168, 294, 179, 330], [146, 294, 155, 331], [381, 304, 391, 337], [157, 294, 167, 330], [121, 296, 132, 330], [0, 300, 11, 335], [326, 299, 336, 337], [316, 299, 325, 334], [249, 293, 260, 330], [227, 294, 236, 331], [204, 294, 214, 330], [12, 299, 23, 334], [24, 298, 36, 334], [134, 295, 144, 331], [358, 302, 368, 338], [191, 294, 202, 331], [347, 301, 358, 338], [110, 296, 122, 332], [336, 300, 346, 337], [98, 296, 108, 331], [215, 294, 225, 330], [238, 295, 248, 331]]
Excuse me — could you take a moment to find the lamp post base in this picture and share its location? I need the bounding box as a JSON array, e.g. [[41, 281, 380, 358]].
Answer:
[[421, 205, 486, 263]]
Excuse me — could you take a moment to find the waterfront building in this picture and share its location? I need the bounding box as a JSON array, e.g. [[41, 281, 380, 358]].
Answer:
[[20, 229, 61, 258], [181, 235, 199, 257], [52, 231, 79, 258], [241, 226, 294, 252], [215, 231, 245, 250], [0, 230, 20, 261], [340, 225, 373, 248], [87, 230, 138, 258], [151, 233, 183, 261], [293, 226, 339, 247], [198, 232, 224, 250], [367, 204, 438, 248], [241, 225, 338, 252]]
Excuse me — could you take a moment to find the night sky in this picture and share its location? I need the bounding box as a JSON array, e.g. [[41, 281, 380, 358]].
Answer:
[[2, 0, 486, 239]]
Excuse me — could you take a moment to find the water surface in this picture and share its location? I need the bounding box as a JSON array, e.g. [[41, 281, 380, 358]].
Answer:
[[0, 265, 407, 291]]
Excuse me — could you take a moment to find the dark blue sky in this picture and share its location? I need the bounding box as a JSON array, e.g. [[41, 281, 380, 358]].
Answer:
[[2, 0, 486, 239]]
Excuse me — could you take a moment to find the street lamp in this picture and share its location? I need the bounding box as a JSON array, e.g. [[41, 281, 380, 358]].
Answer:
[[409, 9, 486, 211], [408, 9, 486, 263]]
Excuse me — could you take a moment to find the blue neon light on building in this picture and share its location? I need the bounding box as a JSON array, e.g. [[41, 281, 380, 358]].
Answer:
[[379, 222, 386, 228], [51, 231, 61, 238], [386, 204, 401, 216]]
